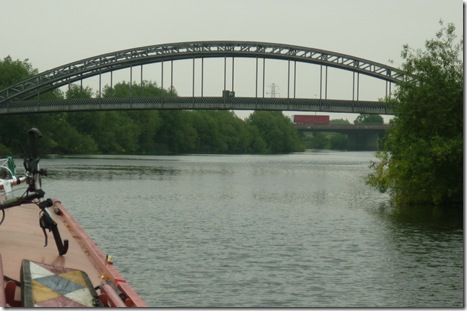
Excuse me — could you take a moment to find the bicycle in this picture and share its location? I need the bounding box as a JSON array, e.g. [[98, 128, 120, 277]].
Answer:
[[0, 128, 68, 256]]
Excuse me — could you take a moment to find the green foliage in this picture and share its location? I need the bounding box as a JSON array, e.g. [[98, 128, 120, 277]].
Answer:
[[354, 114, 384, 125], [330, 118, 350, 125], [308, 133, 328, 149], [300, 132, 348, 150], [329, 134, 347, 150], [299, 119, 349, 150], [0, 57, 34, 153], [66, 84, 94, 99], [0, 57, 88, 154], [190, 111, 264, 153], [367, 21, 463, 205], [247, 111, 304, 153], [102, 80, 177, 98], [0, 58, 304, 155], [156, 110, 197, 154], [0, 56, 38, 89]]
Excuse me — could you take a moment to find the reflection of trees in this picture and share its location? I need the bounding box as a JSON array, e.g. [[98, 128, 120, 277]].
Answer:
[[373, 202, 463, 232], [368, 202, 463, 307], [48, 166, 178, 181]]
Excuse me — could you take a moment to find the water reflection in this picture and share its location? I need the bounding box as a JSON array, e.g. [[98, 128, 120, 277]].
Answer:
[[36, 153, 463, 307], [370, 203, 463, 307], [47, 165, 178, 181], [374, 202, 463, 231]]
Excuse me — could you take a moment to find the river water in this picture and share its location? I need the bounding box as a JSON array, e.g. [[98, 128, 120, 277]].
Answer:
[[35, 151, 462, 307]]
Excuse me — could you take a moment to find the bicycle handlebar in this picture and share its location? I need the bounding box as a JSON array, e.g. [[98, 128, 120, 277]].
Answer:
[[0, 128, 69, 256], [0, 190, 44, 209]]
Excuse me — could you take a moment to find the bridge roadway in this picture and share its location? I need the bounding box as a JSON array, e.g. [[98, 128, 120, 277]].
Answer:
[[294, 123, 390, 133], [0, 96, 392, 115]]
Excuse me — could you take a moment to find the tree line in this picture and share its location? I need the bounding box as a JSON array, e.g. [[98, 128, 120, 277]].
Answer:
[[0, 58, 303, 155], [367, 22, 463, 206]]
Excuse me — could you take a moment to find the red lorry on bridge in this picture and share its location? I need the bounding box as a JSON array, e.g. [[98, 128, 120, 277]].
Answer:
[[293, 115, 330, 125]]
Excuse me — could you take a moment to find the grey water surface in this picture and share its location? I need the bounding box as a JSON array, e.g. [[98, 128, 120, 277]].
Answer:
[[37, 151, 462, 307]]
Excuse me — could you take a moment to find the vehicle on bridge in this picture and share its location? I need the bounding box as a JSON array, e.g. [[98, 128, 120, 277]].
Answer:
[[293, 115, 330, 125]]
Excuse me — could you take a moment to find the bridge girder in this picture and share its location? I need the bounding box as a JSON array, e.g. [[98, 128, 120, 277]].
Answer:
[[0, 97, 394, 116], [295, 123, 390, 133], [0, 41, 406, 105]]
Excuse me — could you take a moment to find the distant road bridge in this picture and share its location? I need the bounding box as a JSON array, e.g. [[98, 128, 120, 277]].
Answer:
[[0, 41, 406, 115], [295, 123, 390, 133], [295, 123, 391, 150]]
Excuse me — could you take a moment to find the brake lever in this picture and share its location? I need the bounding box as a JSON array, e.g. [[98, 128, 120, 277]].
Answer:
[[39, 215, 49, 247], [39, 199, 53, 247], [38, 199, 69, 256]]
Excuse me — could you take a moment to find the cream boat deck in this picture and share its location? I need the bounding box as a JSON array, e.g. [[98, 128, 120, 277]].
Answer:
[[0, 199, 146, 307]]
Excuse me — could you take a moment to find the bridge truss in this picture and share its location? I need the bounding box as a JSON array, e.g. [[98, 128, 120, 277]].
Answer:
[[0, 41, 406, 114]]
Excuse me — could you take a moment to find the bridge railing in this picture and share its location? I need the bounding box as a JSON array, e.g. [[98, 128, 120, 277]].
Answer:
[[0, 97, 394, 115]]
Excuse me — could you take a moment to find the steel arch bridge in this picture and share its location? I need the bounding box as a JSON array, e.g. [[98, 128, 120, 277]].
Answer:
[[0, 41, 406, 115]]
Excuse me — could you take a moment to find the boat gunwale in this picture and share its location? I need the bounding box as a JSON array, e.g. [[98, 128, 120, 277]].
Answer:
[[0, 254, 5, 307], [52, 199, 147, 307]]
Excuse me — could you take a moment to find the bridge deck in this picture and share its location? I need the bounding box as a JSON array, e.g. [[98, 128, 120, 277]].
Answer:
[[0, 97, 393, 115], [295, 123, 390, 134]]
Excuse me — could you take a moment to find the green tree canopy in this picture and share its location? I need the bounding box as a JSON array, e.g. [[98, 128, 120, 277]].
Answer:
[[330, 118, 350, 125], [247, 111, 304, 153], [0, 58, 304, 156], [354, 114, 384, 125], [0, 57, 86, 154], [367, 21, 463, 205], [0, 56, 37, 89]]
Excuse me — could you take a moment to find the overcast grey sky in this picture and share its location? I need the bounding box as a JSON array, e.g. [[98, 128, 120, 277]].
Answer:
[[1, 0, 463, 121]]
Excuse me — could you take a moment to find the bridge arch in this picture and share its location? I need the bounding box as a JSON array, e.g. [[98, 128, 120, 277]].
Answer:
[[0, 41, 405, 104]]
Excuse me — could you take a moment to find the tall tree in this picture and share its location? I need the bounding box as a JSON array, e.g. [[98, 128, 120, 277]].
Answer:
[[247, 111, 304, 153], [354, 114, 384, 125], [0, 57, 74, 154], [156, 110, 197, 154], [367, 22, 463, 205], [102, 82, 163, 154], [0, 56, 37, 89]]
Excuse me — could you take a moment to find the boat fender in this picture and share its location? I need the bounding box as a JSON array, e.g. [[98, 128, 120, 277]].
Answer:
[[53, 205, 62, 215], [99, 282, 126, 307]]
